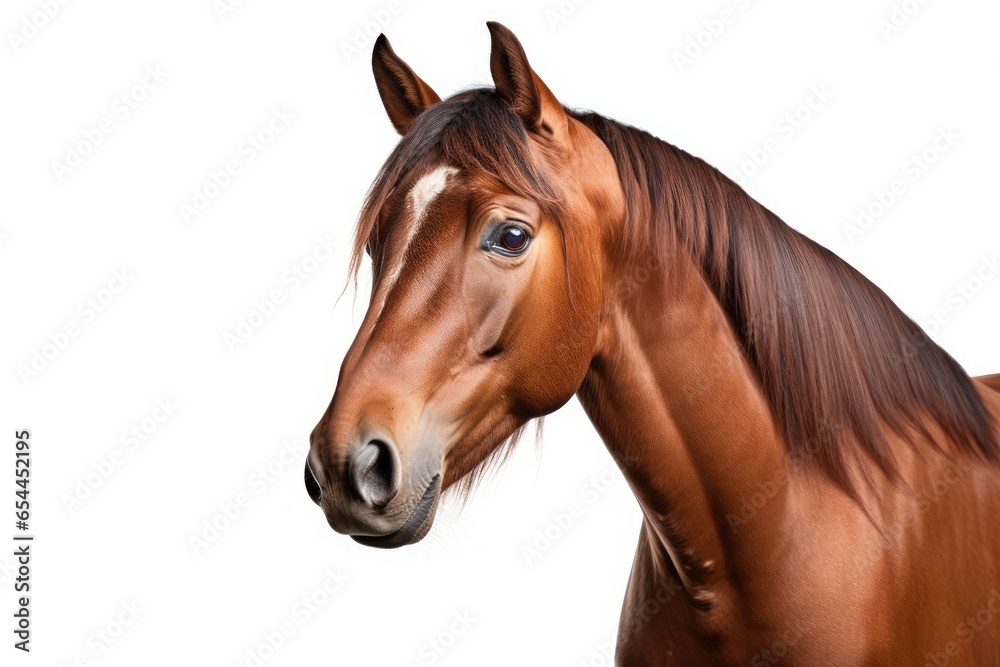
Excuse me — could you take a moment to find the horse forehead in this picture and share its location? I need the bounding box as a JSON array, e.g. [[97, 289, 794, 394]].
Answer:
[[375, 165, 459, 306]]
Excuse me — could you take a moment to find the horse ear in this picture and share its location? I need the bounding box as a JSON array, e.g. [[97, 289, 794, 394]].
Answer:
[[372, 34, 441, 136], [487, 22, 567, 137]]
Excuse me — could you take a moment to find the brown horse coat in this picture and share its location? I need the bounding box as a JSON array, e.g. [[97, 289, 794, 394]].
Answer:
[[306, 23, 1000, 666]]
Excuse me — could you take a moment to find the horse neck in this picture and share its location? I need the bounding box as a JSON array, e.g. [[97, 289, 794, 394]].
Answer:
[[577, 241, 789, 600]]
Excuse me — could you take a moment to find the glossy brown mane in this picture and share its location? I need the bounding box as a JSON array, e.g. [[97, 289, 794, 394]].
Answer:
[[350, 88, 999, 499], [578, 111, 999, 498]]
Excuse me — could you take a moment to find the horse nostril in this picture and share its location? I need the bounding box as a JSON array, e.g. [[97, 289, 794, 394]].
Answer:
[[304, 459, 322, 505], [349, 439, 400, 508]]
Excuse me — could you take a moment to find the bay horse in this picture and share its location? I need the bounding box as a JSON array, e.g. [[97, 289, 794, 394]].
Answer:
[[306, 22, 1000, 665]]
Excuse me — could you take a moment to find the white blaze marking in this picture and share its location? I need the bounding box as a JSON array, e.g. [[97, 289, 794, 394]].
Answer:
[[374, 165, 457, 315], [409, 165, 457, 224]]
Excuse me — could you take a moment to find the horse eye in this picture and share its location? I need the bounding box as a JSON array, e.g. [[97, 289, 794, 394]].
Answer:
[[489, 223, 530, 257]]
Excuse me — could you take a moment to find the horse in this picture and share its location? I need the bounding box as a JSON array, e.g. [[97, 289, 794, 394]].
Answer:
[[305, 22, 1000, 665]]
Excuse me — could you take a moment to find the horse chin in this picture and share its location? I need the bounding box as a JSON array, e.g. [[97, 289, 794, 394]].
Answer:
[[350, 474, 441, 549]]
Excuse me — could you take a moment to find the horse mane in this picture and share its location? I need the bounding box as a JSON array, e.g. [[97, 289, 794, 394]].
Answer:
[[572, 110, 999, 497], [350, 87, 999, 499]]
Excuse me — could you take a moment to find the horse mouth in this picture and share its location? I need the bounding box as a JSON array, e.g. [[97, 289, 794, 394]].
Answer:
[[351, 474, 441, 549]]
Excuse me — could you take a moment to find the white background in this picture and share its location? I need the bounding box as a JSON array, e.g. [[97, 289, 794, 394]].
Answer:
[[2, 0, 998, 665]]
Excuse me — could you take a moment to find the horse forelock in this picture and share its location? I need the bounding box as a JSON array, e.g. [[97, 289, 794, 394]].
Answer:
[[350, 89, 560, 287]]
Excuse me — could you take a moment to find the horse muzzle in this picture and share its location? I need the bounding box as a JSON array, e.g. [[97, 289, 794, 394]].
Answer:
[[305, 436, 443, 549]]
